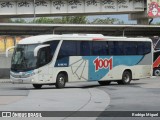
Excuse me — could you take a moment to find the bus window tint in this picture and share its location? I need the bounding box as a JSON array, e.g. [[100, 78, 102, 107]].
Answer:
[[38, 47, 51, 67], [123, 42, 137, 55], [80, 41, 91, 56], [58, 41, 77, 58], [92, 41, 108, 55], [50, 41, 59, 56], [108, 41, 124, 55], [137, 42, 144, 55], [57, 41, 151, 58], [108, 42, 114, 55], [114, 42, 124, 55], [44, 40, 59, 57], [136, 42, 151, 55], [144, 42, 151, 54]]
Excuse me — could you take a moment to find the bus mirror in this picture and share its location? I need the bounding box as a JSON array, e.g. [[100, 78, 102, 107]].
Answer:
[[34, 44, 50, 57], [6, 46, 15, 57]]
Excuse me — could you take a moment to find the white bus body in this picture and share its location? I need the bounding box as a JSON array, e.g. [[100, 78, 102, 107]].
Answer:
[[8, 34, 153, 89]]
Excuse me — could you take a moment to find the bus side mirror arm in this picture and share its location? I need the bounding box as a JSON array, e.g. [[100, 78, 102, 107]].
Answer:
[[6, 46, 15, 57], [34, 44, 50, 57]]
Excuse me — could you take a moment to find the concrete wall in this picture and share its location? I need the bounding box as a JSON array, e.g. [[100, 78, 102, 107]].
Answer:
[[0, 53, 12, 78], [0, 0, 144, 18]]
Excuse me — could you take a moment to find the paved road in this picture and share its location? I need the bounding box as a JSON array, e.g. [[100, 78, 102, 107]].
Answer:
[[0, 80, 109, 120], [98, 77, 160, 120], [0, 77, 160, 120]]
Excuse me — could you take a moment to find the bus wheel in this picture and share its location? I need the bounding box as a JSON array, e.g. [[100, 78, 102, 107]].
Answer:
[[154, 68, 160, 76], [98, 81, 111, 86], [119, 71, 131, 85], [33, 84, 42, 89], [55, 73, 66, 89]]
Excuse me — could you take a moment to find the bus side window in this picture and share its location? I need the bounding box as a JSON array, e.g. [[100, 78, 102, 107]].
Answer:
[[137, 42, 145, 55], [144, 42, 151, 54], [58, 41, 77, 59], [114, 41, 124, 55], [80, 41, 91, 56], [123, 42, 137, 55], [38, 47, 51, 67], [92, 41, 108, 56], [50, 41, 59, 56], [44, 40, 60, 61], [108, 41, 123, 55], [137, 42, 151, 55], [108, 41, 114, 55]]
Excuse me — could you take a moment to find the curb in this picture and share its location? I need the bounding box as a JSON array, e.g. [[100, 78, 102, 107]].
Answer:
[[0, 79, 11, 83]]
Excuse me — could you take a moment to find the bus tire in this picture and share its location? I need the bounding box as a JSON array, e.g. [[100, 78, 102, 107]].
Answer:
[[33, 84, 42, 89], [153, 68, 160, 76], [119, 71, 131, 85], [98, 81, 111, 86], [55, 73, 66, 89]]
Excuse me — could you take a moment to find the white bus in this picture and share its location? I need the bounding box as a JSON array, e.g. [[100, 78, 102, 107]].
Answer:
[[6, 34, 153, 89]]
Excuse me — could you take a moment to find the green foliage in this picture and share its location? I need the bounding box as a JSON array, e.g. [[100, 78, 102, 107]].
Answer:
[[9, 18, 26, 23], [31, 16, 88, 24], [62, 16, 88, 24], [9, 16, 124, 24], [90, 18, 124, 24], [31, 17, 62, 24], [156, 22, 160, 25]]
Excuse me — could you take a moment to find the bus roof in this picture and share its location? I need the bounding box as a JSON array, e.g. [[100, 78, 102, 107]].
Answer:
[[18, 34, 151, 44]]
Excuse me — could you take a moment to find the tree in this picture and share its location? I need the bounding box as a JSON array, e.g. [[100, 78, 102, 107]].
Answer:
[[30, 16, 88, 24], [9, 18, 26, 23], [8, 16, 124, 24], [31, 17, 62, 24], [62, 16, 88, 24], [90, 18, 124, 24]]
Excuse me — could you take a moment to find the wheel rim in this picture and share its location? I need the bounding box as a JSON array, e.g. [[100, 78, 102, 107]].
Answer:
[[154, 69, 160, 76], [123, 74, 130, 83], [59, 77, 65, 85]]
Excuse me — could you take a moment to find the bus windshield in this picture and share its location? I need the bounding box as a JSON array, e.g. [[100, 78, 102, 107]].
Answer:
[[11, 44, 39, 72]]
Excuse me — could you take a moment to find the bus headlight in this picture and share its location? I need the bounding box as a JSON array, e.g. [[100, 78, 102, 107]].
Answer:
[[26, 70, 41, 77], [31, 79, 34, 82], [24, 71, 36, 77], [29, 72, 35, 76]]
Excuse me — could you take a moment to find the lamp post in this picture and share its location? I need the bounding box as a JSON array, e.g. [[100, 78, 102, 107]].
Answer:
[[33, 0, 36, 21]]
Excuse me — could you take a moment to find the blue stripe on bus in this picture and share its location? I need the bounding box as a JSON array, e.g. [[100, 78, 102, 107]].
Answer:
[[83, 56, 143, 81]]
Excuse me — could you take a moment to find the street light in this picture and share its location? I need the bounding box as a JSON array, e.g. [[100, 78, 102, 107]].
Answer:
[[33, 0, 36, 21]]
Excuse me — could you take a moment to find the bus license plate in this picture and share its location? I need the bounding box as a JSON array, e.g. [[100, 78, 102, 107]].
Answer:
[[17, 79, 23, 83]]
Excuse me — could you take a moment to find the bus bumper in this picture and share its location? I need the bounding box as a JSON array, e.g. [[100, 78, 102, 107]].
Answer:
[[10, 76, 37, 84]]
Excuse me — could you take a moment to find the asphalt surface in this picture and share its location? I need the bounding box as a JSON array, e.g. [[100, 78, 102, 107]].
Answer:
[[97, 77, 160, 120], [0, 77, 160, 120]]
